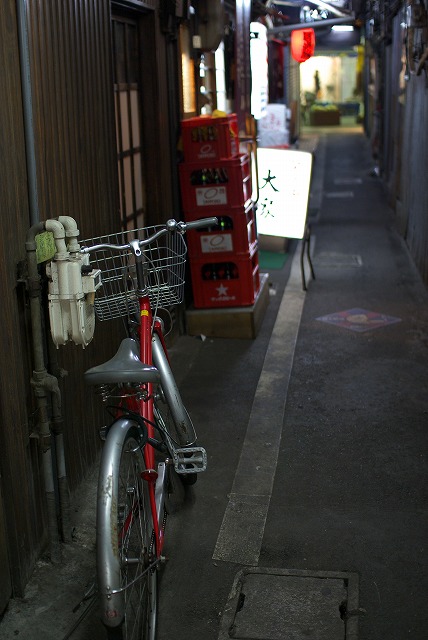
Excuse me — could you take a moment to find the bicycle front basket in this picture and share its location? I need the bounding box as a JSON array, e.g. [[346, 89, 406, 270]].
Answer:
[[81, 225, 187, 321]]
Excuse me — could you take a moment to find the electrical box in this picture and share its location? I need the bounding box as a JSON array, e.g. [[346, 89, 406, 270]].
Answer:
[[47, 254, 102, 348]]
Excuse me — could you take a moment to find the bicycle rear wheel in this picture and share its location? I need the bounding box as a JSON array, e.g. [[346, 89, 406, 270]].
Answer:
[[97, 419, 157, 640]]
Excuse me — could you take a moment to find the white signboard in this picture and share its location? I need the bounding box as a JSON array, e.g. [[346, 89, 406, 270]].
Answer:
[[258, 104, 287, 133], [250, 22, 268, 120], [257, 104, 290, 148], [255, 148, 312, 239]]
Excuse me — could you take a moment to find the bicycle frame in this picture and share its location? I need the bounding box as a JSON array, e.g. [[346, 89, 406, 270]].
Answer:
[[136, 294, 197, 558], [137, 292, 163, 557]]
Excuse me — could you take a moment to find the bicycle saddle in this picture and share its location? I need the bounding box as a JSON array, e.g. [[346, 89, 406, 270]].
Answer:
[[84, 338, 160, 386]]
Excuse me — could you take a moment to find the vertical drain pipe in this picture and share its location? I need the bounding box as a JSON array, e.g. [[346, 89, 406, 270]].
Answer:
[[18, 0, 61, 560], [41, 220, 72, 553], [26, 225, 62, 564], [45, 339, 72, 544], [18, 0, 72, 549], [52, 216, 83, 544], [16, 0, 39, 227]]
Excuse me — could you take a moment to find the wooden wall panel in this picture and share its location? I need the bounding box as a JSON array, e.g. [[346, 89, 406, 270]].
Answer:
[[401, 75, 428, 285], [26, 0, 123, 489], [0, 0, 44, 597], [0, 0, 123, 598], [27, 0, 119, 236]]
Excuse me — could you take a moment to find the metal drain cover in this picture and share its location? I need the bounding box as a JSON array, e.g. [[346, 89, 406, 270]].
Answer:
[[314, 252, 362, 268], [218, 568, 359, 640]]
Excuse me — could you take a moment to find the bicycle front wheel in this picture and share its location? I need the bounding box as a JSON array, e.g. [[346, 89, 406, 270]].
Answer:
[[97, 418, 157, 640]]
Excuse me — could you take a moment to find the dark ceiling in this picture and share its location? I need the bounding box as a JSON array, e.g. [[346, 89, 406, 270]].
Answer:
[[249, 0, 370, 49], [251, 0, 366, 29]]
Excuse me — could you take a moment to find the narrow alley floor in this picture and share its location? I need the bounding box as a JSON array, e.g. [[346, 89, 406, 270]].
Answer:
[[1, 127, 427, 640], [260, 128, 428, 639], [157, 128, 428, 640]]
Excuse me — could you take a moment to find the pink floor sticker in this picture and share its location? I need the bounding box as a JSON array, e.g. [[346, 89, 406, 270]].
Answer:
[[316, 308, 402, 332]]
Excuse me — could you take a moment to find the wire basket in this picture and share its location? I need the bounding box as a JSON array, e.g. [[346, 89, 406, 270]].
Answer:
[[81, 225, 187, 321]]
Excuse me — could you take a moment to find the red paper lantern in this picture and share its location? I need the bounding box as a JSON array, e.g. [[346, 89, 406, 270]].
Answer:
[[291, 28, 316, 63]]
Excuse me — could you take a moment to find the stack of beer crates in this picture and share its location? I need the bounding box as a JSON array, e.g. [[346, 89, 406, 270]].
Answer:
[[179, 114, 260, 309]]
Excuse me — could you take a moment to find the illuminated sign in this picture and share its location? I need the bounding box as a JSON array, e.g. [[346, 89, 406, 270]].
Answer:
[[250, 22, 268, 120], [255, 148, 312, 239]]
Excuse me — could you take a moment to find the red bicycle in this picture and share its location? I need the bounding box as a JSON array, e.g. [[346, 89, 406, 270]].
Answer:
[[80, 216, 216, 639]]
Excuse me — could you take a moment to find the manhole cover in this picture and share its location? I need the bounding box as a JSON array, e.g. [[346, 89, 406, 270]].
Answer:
[[218, 568, 359, 640], [316, 308, 402, 332]]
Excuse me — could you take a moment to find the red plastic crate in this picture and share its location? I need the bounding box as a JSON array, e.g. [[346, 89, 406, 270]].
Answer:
[[189, 247, 260, 309], [179, 154, 252, 212], [181, 114, 239, 162], [185, 203, 257, 259]]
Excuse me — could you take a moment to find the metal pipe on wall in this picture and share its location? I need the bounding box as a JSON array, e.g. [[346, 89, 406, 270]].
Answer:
[[16, 0, 39, 226], [25, 225, 63, 563], [18, 0, 72, 553]]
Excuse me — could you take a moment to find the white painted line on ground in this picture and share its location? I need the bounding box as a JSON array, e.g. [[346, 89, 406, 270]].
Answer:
[[212, 245, 307, 566], [334, 178, 362, 185], [324, 191, 354, 198]]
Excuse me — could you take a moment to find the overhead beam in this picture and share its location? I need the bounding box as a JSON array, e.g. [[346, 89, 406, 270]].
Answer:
[[268, 15, 355, 37], [266, 0, 352, 18]]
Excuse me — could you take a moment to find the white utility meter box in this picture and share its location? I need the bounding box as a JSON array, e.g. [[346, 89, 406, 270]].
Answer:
[[47, 254, 102, 348]]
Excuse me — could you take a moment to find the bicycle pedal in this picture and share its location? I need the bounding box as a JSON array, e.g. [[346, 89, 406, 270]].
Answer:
[[172, 447, 207, 474]]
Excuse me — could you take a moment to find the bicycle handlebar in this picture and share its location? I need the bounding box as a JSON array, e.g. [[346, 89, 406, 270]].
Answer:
[[80, 217, 219, 254], [181, 217, 218, 232]]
